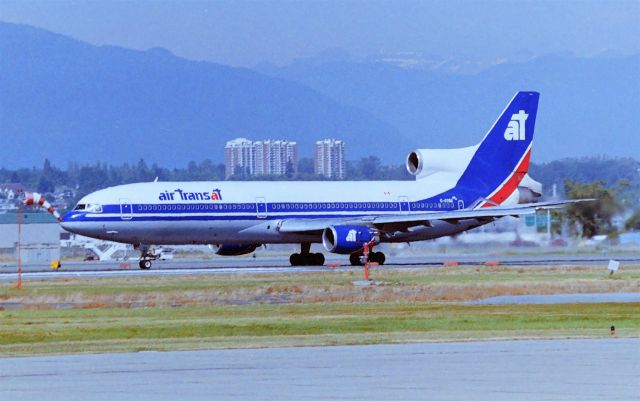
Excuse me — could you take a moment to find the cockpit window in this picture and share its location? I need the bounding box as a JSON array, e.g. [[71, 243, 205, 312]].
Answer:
[[85, 204, 103, 213], [74, 203, 102, 212]]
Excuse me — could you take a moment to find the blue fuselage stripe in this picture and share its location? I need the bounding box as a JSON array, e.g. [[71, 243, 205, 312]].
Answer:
[[68, 201, 457, 223]]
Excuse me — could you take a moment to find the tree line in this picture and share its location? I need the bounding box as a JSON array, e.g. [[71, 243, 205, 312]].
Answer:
[[0, 156, 412, 197]]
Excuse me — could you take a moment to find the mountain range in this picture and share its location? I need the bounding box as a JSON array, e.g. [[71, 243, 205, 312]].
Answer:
[[256, 52, 640, 163], [0, 22, 404, 167], [1, 22, 638, 168]]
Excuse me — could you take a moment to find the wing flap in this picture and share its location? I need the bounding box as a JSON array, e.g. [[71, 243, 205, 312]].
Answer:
[[370, 199, 590, 226], [276, 199, 591, 234], [277, 217, 356, 233]]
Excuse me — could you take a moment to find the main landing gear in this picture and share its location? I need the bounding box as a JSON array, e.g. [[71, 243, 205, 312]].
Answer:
[[290, 243, 325, 266], [349, 251, 386, 266]]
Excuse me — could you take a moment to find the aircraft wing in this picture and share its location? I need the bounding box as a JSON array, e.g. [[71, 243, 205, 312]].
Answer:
[[277, 199, 591, 233]]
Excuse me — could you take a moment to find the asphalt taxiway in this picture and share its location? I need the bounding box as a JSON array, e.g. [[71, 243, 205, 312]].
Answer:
[[1, 339, 638, 401], [1, 253, 639, 281]]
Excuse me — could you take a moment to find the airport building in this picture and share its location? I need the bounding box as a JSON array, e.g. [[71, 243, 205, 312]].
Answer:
[[225, 138, 297, 178], [0, 212, 61, 264], [314, 139, 345, 179]]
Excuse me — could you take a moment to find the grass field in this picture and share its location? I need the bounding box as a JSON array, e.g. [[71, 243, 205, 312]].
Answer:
[[1, 265, 639, 355]]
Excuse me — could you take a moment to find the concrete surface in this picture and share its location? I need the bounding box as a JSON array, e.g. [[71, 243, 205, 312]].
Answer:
[[472, 292, 640, 305], [1, 339, 638, 401]]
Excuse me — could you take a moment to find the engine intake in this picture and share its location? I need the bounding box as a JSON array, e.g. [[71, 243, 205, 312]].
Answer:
[[406, 151, 423, 175], [322, 225, 378, 254], [212, 244, 259, 256]]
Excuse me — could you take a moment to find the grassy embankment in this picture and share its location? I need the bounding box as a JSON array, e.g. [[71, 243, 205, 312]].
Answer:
[[1, 265, 639, 355]]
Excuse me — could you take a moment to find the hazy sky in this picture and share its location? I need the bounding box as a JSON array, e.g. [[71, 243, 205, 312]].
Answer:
[[1, 0, 639, 66]]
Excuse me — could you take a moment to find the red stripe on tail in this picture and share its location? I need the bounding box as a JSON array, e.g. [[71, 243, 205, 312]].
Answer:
[[482, 148, 531, 207]]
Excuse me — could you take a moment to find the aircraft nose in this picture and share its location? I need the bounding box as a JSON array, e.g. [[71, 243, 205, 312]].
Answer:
[[60, 211, 79, 233]]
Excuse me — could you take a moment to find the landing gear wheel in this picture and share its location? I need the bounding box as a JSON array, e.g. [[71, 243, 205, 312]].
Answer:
[[290, 253, 302, 266], [312, 253, 325, 266], [349, 253, 363, 266], [370, 251, 386, 265], [290, 252, 326, 266], [139, 260, 152, 270]]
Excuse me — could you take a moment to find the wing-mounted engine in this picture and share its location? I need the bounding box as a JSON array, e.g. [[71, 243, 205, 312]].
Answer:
[[322, 225, 379, 254], [406, 146, 478, 180], [211, 244, 260, 256]]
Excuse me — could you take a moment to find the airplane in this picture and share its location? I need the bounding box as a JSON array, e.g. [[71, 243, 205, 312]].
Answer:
[[58, 91, 584, 269]]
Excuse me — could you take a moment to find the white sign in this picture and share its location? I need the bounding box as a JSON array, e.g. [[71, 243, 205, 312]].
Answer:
[[607, 259, 620, 272]]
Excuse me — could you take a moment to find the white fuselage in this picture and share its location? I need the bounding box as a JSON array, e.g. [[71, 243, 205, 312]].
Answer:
[[61, 179, 486, 246]]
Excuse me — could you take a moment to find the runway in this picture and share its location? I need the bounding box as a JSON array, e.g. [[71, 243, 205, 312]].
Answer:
[[1, 253, 639, 281], [1, 339, 637, 401]]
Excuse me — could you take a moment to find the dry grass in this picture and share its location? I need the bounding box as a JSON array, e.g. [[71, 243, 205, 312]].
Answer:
[[1, 264, 638, 309], [1, 265, 638, 355]]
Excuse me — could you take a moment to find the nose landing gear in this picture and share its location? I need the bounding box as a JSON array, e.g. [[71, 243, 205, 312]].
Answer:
[[136, 244, 159, 270]]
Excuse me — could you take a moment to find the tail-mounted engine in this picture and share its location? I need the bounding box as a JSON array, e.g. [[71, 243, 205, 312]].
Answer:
[[406, 146, 478, 180], [515, 174, 542, 203]]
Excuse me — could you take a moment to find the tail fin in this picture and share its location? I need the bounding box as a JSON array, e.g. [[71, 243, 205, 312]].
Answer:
[[456, 91, 540, 207]]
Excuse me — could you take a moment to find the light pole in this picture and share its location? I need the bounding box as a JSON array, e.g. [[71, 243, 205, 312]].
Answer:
[[16, 204, 22, 289]]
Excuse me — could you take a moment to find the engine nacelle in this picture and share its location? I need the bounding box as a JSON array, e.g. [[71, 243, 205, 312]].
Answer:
[[515, 187, 540, 204], [322, 225, 378, 254], [212, 244, 259, 256], [406, 146, 478, 179]]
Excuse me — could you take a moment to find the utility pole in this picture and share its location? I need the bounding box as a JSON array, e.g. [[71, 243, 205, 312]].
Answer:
[[16, 205, 22, 289]]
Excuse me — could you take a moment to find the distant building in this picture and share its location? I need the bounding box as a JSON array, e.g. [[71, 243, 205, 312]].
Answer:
[[225, 138, 297, 178], [254, 140, 298, 176], [315, 139, 345, 179], [225, 138, 255, 178], [0, 183, 26, 200], [0, 212, 61, 264]]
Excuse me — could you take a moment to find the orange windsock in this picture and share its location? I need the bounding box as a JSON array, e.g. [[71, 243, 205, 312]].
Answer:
[[24, 192, 62, 222]]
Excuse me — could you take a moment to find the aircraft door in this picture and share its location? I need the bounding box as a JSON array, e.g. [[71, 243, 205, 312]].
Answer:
[[120, 198, 133, 220], [256, 197, 267, 219], [398, 196, 410, 214]]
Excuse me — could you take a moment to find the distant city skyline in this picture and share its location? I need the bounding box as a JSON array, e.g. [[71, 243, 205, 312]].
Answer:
[[1, 0, 638, 67]]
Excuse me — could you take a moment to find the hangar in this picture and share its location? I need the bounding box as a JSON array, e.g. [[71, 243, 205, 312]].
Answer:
[[0, 212, 60, 265]]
